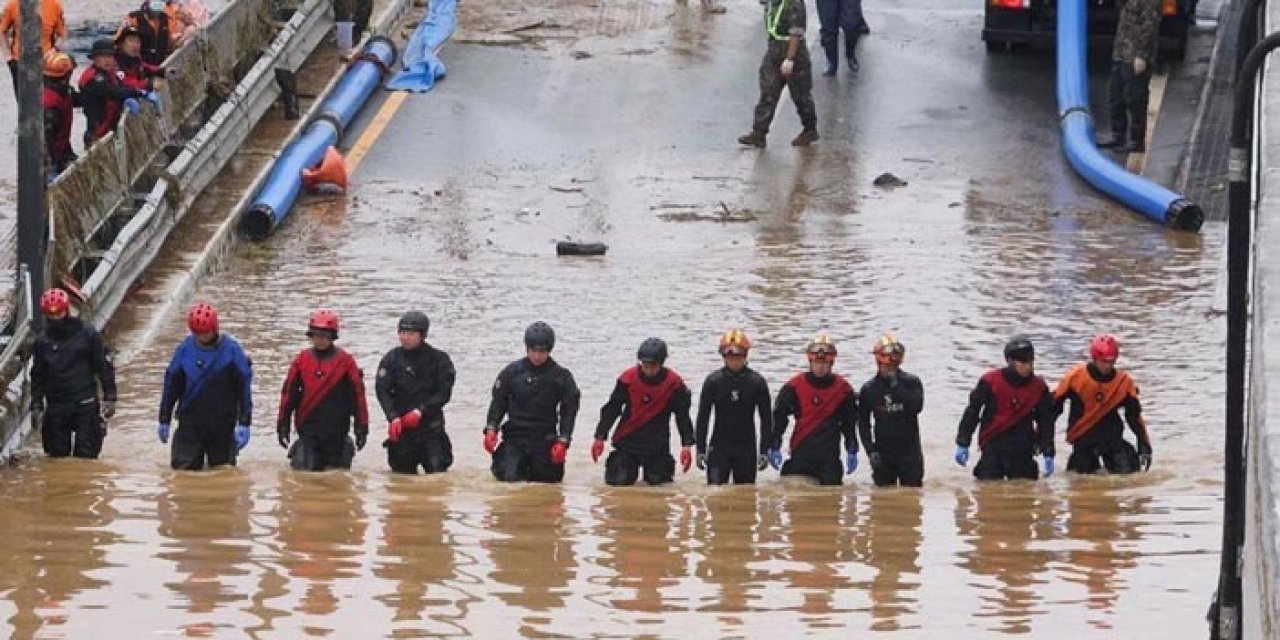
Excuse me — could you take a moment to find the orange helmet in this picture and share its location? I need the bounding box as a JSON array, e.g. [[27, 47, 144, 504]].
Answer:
[[43, 50, 74, 79], [872, 332, 905, 365], [718, 328, 751, 355], [805, 333, 837, 361]]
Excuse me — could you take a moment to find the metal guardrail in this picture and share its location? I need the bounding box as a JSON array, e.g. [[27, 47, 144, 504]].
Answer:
[[78, 0, 335, 329]]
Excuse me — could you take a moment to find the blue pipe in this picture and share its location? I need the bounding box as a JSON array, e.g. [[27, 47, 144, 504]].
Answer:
[[241, 36, 399, 240], [1056, 0, 1203, 231]]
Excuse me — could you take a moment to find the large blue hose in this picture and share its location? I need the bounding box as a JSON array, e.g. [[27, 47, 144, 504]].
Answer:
[[240, 37, 399, 240], [1056, 0, 1203, 231]]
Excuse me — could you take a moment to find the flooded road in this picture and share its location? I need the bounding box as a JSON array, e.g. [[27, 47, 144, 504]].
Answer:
[[2, 0, 1224, 636]]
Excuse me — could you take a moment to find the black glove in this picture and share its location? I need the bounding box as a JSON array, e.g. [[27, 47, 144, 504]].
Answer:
[[276, 421, 291, 449], [354, 425, 368, 451], [101, 400, 117, 419], [1139, 452, 1152, 472], [30, 396, 44, 413]]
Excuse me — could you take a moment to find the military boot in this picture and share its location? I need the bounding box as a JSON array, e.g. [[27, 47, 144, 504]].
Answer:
[[791, 128, 819, 147], [738, 130, 767, 147]]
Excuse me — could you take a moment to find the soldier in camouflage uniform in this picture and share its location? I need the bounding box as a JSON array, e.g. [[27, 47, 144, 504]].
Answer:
[[738, 0, 818, 148], [1099, 0, 1161, 154]]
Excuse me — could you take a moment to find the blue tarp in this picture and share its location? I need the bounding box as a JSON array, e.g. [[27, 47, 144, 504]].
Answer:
[[387, 0, 457, 92]]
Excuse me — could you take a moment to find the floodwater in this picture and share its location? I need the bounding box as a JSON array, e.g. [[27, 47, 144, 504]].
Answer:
[[0, 0, 1224, 637]]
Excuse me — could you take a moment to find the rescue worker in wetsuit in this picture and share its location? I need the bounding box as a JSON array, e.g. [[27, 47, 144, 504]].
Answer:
[[694, 328, 773, 485], [276, 309, 370, 471], [42, 49, 78, 181], [115, 26, 163, 92], [1053, 333, 1153, 474], [119, 0, 174, 66], [737, 0, 818, 148], [79, 38, 150, 148], [30, 288, 117, 459], [376, 311, 456, 474], [158, 303, 254, 470], [484, 321, 582, 483], [592, 337, 696, 486], [954, 335, 1056, 481], [857, 333, 926, 487], [767, 333, 859, 485]]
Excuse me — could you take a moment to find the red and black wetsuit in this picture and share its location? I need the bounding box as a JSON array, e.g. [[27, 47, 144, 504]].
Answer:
[[595, 366, 694, 486], [42, 78, 78, 176], [277, 345, 370, 470], [78, 64, 143, 147], [956, 366, 1056, 480], [116, 52, 162, 91], [695, 365, 772, 485], [857, 369, 925, 487], [771, 372, 858, 486]]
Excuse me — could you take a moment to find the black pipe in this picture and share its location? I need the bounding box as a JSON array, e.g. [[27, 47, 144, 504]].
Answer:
[[16, 0, 45, 331], [1219, 28, 1280, 640], [1238, 0, 1266, 74]]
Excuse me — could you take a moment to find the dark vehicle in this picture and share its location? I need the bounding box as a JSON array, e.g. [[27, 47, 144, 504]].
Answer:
[[983, 0, 1193, 61]]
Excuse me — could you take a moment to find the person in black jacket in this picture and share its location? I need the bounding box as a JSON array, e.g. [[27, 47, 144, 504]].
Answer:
[[857, 333, 925, 487], [78, 38, 148, 147], [376, 311, 456, 474], [768, 333, 859, 485], [954, 335, 1056, 481], [30, 288, 117, 459], [592, 337, 695, 486], [695, 328, 772, 485], [484, 322, 581, 483]]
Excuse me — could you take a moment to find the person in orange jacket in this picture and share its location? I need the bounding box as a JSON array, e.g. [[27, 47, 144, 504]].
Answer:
[[0, 0, 66, 97], [276, 310, 370, 471], [1053, 333, 1153, 474], [118, 0, 174, 66]]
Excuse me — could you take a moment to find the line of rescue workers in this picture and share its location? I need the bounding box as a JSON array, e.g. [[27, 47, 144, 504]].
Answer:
[[29, 288, 1154, 486]]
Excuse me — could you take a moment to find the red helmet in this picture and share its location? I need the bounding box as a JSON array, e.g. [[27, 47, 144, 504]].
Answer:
[[1090, 333, 1120, 362], [187, 303, 219, 334], [308, 309, 340, 335], [718, 328, 751, 355], [40, 288, 70, 316]]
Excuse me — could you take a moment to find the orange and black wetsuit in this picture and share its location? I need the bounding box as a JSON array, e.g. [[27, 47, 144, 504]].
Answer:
[[1053, 362, 1151, 474]]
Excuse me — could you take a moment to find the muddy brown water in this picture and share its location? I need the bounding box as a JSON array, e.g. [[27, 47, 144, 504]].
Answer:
[[0, 0, 1224, 637]]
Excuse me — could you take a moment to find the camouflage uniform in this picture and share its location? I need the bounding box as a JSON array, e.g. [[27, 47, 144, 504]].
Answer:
[[1106, 0, 1161, 149], [749, 0, 817, 137], [334, 0, 374, 38]]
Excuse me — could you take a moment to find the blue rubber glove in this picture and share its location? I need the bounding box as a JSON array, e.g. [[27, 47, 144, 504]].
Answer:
[[767, 448, 783, 470], [234, 424, 251, 451], [954, 445, 969, 467], [1043, 456, 1055, 478], [122, 98, 140, 115], [157, 422, 170, 444], [845, 451, 858, 474], [142, 91, 161, 108]]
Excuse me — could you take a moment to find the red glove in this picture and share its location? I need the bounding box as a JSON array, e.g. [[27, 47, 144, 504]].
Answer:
[[401, 409, 423, 429], [483, 429, 499, 454], [590, 438, 605, 463], [680, 446, 693, 473], [388, 418, 403, 443], [550, 440, 568, 465]]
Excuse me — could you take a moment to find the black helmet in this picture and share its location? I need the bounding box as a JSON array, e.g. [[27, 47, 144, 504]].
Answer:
[[524, 321, 555, 351], [398, 311, 430, 335], [90, 38, 116, 58], [1003, 335, 1035, 362], [637, 337, 668, 364]]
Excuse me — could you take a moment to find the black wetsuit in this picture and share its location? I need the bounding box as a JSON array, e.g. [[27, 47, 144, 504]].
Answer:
[[595, 367, 695, 486], [858, 369, 925, 487], [770, 372, 858, 486], [31, 317, 116, 459], [376, 343, 455, 474], [486, 356, 581, 483], [695, 365, 772, 484], [956, 367, 1055, 481]]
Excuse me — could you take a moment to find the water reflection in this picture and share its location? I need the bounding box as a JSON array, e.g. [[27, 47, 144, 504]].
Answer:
[[1059, 479, 1148, 631], [484, 488, 576, 612], [955, 483, 1060, 635], [691, 490, 762, 615], [0, 462, 120, 639], [272, 471, 366, 620], [156, 469, 253, 630], [852, 489, 923, 632], [592, 489, 689, 614], [773, 490, 857, 629]]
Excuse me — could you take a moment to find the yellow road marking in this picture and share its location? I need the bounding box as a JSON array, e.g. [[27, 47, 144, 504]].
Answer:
[[345, 91, 409, 171]]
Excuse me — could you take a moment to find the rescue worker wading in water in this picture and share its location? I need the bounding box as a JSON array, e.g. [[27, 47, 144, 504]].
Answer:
[[768, 333, 859, 486], [857, 333, 926, 487], [694, 328, 773, 485], [1053, 333, 1153, 474], [592, 338, 696, 486], [31, 288, 117, 459], [376, 311, 456, 474], [954, 335, 1056, 481], [158, 303, 254, 470], [275, 310, 370, 471], [484, 322, 582, 483]]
